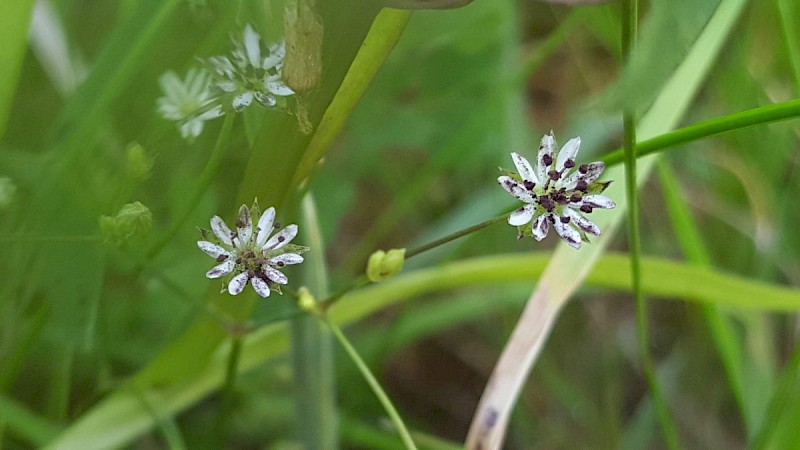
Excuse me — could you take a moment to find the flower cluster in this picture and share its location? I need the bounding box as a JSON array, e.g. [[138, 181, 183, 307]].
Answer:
[[198, 203, 308, 298], [157, 24, 294, 141], [498, 132, 615, 249]]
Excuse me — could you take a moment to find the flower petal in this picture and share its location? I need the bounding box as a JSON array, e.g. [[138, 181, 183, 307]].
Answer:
[[256, 207, 276, 247], [531, 214, 550, 241], [197, 241, 231, 259], [553, 218, 582, 249], [536, 132, 556, 182], [206, 259, 235, 279], [563, 162, 605, 187], [266, 79, 294, 97], [255, 92, 277, 107], [233, 91, 254, 112], [234, 204, 253, 248], [508, 204, 536, 226], [263, 41, 286, 69], [264, 224, 298, 251], [228, 271, 249, 295], [582, 194, 616, 209], [268, 253, 304, 266], [565, 208, 600, 236], [251, 276, 271, 298], [556, 137, 581, 172], [497, 176, 535, 203], [511, 152, 537, 184], [243, 24, 261, 68], [264, 266, 288, 285], [211, 215, 234, 246]]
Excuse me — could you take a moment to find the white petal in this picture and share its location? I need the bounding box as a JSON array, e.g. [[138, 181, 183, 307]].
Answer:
[[264, 224, 298, 250], [583, 194, 616, 209], [255, 92, 277, 107], [234, 204, 253, 247], [263, 41, 285, 68], [266, 79, 294, 97], [251, 277, 271, 298], [563, 161, 606, 187], [268, 253, 304, 266], [211, 215, 234, 246], [233, 91, 254, 111], [531, 214, 550, 241], [215, 80, 237, 92], [553, 218, 581, 249], [228, 272, 249, 295], [510, 152, 537, 184], [498, 176, 535, 203], [206, 259, 235, 279], [537, 132, 556, 182], [565, 208, 600, 236], [508, 204, 536, 226], [256, 207, 276, 246], [197, 241, 231, 259], [556, 137, 581, 172], [243, 25, 261, 68], [264, 266, 288, 285]]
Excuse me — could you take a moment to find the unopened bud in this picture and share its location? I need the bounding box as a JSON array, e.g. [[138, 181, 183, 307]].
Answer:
[[366, 248, 406, 282], [125, 143, 154, 181], [99, 201, 153, 247], [283, 0, 323, 93]]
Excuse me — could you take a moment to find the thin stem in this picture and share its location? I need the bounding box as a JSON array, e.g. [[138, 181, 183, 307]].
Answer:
[[146, 113, 236, 259], [321, 212, 509, 309], [622, 1, 680, 448], [325, 318, 418, 450], [215, 335, 243, 446], [602, 98, 800, 167]]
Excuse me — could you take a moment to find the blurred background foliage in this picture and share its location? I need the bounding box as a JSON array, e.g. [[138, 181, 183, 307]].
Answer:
[[1, 0, 800, 448]]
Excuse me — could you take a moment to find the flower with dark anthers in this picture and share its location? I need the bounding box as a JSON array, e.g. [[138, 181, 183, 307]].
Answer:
[[497, 131, 615, 249], [197, 202, 308, 297]]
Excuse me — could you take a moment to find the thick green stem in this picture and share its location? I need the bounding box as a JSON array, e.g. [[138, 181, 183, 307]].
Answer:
[[290, 194, 338, 449], [622, 1, 679, 448], [325, 319, 417, 450]]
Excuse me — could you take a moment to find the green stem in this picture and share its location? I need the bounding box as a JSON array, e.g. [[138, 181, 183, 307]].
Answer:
[[325, 318, 418, 450], [215, 335, 243, 446], [322, 213, 508, 309], [622, 1, 680, 449], [146, 114, 236, 259], [603, 98, 800, 166]]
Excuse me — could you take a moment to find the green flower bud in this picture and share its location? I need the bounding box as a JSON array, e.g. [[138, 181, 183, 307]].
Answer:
[[0, 176, 17, 210], [125, 143, 154, 181], [366, 248, 406, 282], [297, 287, 319, 315], [99, 201, 153, 247]]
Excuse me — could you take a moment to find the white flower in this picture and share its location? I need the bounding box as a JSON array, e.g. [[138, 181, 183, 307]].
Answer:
[[207, 24, 294, 112], [157, 68, 222, 141], [498, 132, 615, 249], [197, 203, 308, 298]]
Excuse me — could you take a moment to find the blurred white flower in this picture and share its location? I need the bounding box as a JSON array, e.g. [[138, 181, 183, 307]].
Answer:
[[198, 203, 308, 298], [498, 132, 615, 249], [157, 68, 221, 141], [206, 24, 294, 112]]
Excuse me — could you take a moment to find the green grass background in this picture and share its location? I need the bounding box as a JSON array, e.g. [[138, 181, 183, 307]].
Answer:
[[1, 0, 800, 448]]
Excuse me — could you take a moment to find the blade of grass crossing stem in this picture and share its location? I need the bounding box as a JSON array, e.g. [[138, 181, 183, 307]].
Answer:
[[623, 0, 679, 447], [41, 249, 800, 449], [0, 0, 35, 140], [464, 0, 748, 448], [292, 194, 338, 449], [657, 160, 750, 432]]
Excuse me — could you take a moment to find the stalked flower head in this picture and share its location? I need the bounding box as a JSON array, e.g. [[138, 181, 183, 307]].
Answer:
[[157, 68, 222, 141], [497, 132, 615, 249], [205, 24, 295, 112], [197, 202, 309, 298]]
